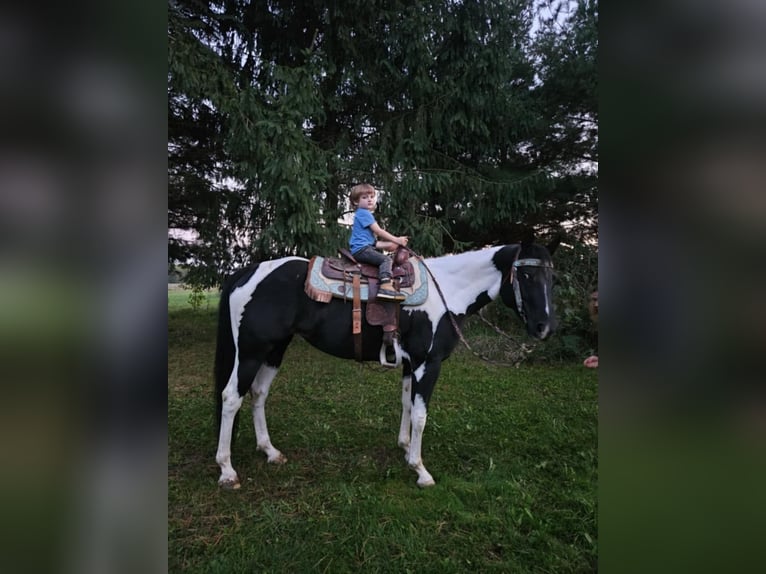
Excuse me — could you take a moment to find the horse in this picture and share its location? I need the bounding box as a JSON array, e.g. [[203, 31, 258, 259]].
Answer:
[[214, 241, 557, 488]]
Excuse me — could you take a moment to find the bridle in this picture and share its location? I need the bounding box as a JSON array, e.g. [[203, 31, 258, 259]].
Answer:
[[509, 258, 554, 324]]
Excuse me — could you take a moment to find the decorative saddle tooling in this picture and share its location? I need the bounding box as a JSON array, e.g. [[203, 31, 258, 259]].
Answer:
[[304, 247, 429, 367]]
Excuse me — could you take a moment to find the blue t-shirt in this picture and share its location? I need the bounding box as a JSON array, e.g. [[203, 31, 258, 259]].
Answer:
[[349, 208, 376, 254]]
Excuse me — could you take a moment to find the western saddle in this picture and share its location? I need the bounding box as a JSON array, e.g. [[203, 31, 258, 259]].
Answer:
[[321, 247, 413, 365]]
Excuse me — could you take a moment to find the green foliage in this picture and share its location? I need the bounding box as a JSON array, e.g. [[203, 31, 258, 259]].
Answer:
[[185, 284, 206, 310], [540, 239, 598, 361], [532, 0, 598, 171], [168, 0, 598, 285]]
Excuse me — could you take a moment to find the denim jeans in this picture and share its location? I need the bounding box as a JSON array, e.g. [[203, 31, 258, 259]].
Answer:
[[352, 245, 393, 282]]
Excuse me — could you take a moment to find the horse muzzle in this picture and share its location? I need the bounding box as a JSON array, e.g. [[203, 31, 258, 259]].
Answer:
[[529, 319, 555, 340]]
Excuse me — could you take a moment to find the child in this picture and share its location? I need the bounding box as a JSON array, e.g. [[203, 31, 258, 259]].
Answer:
[[349, 183, 409, 301]]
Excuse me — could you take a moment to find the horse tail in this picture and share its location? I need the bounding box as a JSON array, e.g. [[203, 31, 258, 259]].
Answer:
[[214, 268, 251, 436]]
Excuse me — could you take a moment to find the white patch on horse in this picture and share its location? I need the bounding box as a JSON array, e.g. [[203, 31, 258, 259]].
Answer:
[[543, 281, 551, 317], [404, 247, 505, 337], [537, 281, 551, 339], [398, 374, 412, 453]]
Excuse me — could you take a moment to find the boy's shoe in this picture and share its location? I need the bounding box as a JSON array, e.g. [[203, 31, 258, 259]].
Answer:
[[377, 282, 406, 301], [377, 288, 406, 301]]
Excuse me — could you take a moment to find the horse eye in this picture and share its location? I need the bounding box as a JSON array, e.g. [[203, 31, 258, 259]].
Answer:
[[523, 273, 530, 280]]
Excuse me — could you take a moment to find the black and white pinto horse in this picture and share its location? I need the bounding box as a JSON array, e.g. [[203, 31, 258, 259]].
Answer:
[[215, 242, 556, 488]]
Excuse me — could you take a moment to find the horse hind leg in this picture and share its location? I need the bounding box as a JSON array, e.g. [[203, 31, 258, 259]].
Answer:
[[251, 364, 286, 464], [215, 359, 250, 489]]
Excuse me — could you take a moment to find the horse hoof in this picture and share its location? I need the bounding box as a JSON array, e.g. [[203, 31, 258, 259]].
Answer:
[[417, 477, 436, 488], [219, 478, 241, 490], [268, 452, 287, 464]]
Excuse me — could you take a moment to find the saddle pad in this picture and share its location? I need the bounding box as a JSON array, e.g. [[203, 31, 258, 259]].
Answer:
[[305, 256, 429, 305]]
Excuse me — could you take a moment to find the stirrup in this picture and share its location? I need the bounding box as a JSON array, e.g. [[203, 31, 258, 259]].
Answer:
[[379, 339, 402, 368]]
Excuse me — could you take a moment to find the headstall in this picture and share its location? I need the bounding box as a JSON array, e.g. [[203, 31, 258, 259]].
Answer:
[[510, 258, 554, 322]]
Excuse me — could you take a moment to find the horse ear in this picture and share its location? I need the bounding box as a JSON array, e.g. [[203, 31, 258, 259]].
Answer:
[[521, 228, 535, 246], [547, 235, 561, 255]]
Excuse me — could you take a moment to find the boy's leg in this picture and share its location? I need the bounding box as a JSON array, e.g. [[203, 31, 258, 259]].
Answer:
[[378, 256, 393, 282], [352, 246, 403, 300], [353, 246, 388, 273]]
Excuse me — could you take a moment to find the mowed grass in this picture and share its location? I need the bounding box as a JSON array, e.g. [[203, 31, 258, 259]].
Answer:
[[169, 290, 597, 573]]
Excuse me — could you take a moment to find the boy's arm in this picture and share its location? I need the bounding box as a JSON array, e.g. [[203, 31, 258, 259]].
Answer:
[[369, 222, 408, 247]]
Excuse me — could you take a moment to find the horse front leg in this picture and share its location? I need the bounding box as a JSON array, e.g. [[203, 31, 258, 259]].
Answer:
[[407, 360, 441, 488], [397, 361, 412, 456], [251, 365, 286, 464]]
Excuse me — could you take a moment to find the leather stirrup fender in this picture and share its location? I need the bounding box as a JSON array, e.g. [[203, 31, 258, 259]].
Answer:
[[352, 274, 362, 361]]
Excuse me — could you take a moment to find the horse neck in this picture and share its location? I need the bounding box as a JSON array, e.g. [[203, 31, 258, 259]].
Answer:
[[423, 247, 505, 315]]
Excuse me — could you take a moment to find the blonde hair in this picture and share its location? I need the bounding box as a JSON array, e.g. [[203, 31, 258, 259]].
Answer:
[[350, 183, 376, 206]]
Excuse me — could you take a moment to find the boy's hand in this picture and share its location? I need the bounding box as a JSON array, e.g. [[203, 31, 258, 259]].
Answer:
[[398, 236, 409, 246]]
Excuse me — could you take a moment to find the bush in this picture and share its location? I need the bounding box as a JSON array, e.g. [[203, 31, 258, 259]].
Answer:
[[542, 240, 598, 362]]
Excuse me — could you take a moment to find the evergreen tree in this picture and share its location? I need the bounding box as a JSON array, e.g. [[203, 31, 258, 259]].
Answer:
[[168, 0, 597, 287]]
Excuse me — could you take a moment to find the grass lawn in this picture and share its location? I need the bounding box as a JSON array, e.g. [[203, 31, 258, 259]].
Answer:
[[169, 289, 597, 573], [168, 284, 220, 311]]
